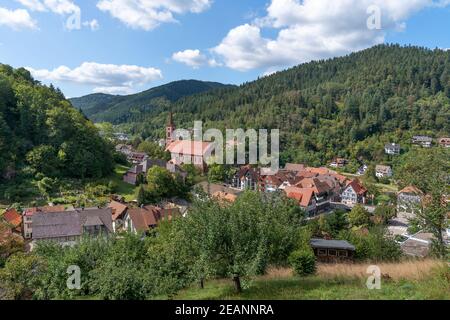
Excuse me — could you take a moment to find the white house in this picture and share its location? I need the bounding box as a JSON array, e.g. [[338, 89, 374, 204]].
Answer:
[[376, 165, 393, 178]]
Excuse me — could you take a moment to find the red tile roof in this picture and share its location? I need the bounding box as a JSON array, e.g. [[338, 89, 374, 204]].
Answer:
[[128, 206, 162, 232], [346, 179, 368, 195], [3, 209, 22, 228], [108, 201, 128, 221], [23, 206, 66, 217], [285, 187, 315, 207], [166, 140, 212, 157], [398, 185, 424, 195]]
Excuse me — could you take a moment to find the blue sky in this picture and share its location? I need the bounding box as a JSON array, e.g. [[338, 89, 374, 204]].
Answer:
[[0, 0, 449, 98]]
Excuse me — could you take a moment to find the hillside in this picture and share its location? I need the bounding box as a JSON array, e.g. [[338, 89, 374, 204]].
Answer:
[[123, 45, 450, 166], [70, 80, 233, 124], [0, 64, 114, 182]]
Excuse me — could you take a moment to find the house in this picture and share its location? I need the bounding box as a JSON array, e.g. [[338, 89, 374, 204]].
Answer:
[[438, 137, 450, 148], [195, 182, 242, 199], [165, 114, 214, 171], [330, 158, 348, 168], [232, 165, 260, 191], [124, 206, 178, 234], [357, 164, 368, 176], [129, 152, 148, 164], [22, 205, 66, 239], [166, 140, 213, 171], [284, 187, 317, 215], [1, 208, 22, 234], [310, 239, 355, 262], [123, 158, 168, 185], [412, 136, 433, 148], [259, 170, 301, 192], [284, 163, 306, 172], [108, 200, 128, 232], [341, 179, 368, 205], [385, 143, 400, 155], [375, 165, 393, 178], [115, 144, 133, 156], [294, 178, 334, 212], [397, 186, 423, 215], [32, 208, 113, 245]]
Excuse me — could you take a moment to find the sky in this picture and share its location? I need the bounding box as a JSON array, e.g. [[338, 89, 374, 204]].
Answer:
[[0, 0, 449, 98]]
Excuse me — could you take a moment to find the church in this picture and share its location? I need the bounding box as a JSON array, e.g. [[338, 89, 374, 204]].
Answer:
[[164, 113, 214, 172]]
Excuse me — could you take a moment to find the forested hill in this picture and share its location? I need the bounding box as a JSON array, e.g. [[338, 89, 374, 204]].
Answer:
[[70, 80, 233, 124], [0, 64, 114, 181], [127, 44, 450, 166]]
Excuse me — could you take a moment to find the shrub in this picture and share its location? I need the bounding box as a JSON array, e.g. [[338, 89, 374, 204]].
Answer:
[[288, 249, 316, 276]]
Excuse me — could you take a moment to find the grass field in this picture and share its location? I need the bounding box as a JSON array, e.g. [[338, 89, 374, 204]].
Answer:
[[109, 165, 138, 202], [173, 260, 450, 300]]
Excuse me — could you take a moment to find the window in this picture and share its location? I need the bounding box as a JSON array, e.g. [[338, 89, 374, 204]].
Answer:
[[338, 250, 348, 257], [318, 249, 327, 256], [328, 249, 338, 256]]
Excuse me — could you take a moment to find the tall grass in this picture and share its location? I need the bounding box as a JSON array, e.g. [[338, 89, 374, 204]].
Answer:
[[265, 259, 447, 281]]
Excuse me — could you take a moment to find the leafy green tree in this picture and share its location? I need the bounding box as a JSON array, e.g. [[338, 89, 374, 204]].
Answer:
[[348, 205, 371, 228], [0, 253, 44, 300], [288, 249, 316, 276], [137, 140, 170, 160]]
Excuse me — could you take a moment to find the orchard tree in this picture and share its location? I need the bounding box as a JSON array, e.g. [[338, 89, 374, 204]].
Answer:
[[348, 205, 371, 228]]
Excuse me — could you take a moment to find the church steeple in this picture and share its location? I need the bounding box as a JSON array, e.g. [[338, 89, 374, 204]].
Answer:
[[166, 112, 175, 146]]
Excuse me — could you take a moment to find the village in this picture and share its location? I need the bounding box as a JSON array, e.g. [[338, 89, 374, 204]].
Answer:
[[1, 115, 449, 262]]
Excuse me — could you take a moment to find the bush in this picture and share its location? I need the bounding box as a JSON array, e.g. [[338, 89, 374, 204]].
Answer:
[[288, 249, 316, 276]]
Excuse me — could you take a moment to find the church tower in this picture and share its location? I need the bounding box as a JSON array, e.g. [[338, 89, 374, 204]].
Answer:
[[166, 112, 176, 146]]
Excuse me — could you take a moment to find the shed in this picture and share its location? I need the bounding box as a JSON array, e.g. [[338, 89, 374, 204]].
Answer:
[[310, 238, 356, 262]]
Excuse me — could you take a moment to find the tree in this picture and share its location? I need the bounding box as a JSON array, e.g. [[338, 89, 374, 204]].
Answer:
[[0, 222, 24, 267], [136, 185, 146, 206], [0, 253, 43, 300], [288, 249, 316, 276], [37, 177, 55, 200], [373, 205, 396, 225], [348, 205, 371, 228], [137, 140, 170, 160], [181, 191, 304, 293], [207, 164, 228, 183]]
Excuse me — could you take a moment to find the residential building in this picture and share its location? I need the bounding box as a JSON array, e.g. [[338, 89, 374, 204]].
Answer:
[[232, 165, 260, 191], [412, 136, 433, 148], [23, 205, 66, 239], [357, 164, 368, 176], [397, 185, 423, 215], [310, 239, 355, 262], [438, 137, 450, 148], [1, 208, 22, 234], [375, 165, 393, 178], [330, 158, 348, 168], [124, 206, 178, 234], [123, 158, 179, 185], [341, 179, 368, 205], [32, 208, 113, 245], [385, 143, 401, 155], [108, 200, 128, 232], [284, 187, 317, 215], [195, 182, 242, 199], [284, 163, 306, 172]]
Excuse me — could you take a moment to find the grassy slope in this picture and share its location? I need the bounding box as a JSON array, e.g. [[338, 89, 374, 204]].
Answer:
[[109, 165, 137, 202], [173, 262, 450, 300]]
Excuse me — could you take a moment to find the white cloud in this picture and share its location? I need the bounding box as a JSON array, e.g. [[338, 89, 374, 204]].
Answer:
[[0, 7, 38, 30], [213, 0, 450, 72], [27, 62, 163, 93], [172, 49, 215, 68], [97, 0, 212, 31], [15, 0, 47, 12], [92, 86, 133, 95], [16, 0, 80, 14]]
